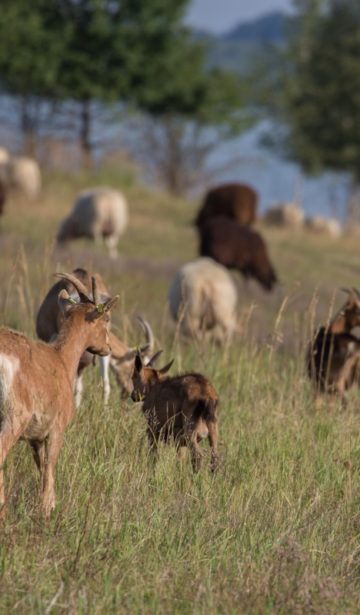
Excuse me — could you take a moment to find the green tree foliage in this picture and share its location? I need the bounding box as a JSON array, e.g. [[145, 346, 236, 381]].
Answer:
[[280, 1, 360, 182], [0, 0, 246, 176], [0, 0, 65, 153]]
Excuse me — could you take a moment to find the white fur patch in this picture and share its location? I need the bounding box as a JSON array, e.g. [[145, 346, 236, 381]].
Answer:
[[0, 353, 20, 404]]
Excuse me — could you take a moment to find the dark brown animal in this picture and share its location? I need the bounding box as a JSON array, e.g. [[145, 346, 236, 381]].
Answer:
[[307, 289, 360, 402], [131, 354, 219, 472], [198, 217, 277, 291], [195, 183, 257, 228]]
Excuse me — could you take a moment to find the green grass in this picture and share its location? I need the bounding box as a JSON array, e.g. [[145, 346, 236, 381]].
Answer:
[[1, 167, 360, 613]]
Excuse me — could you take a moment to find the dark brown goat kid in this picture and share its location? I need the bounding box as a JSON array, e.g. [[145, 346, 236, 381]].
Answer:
[[131, 354, 219, 472], [198, 216, 278, 291], [195, 182, 257, 228], [307, 289, 360, 403]]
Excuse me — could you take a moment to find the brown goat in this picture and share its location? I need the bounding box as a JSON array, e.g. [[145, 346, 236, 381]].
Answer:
[[36, 268, 154, 404], [0, 273, 118, 518], [307, 288, 360, 402], [131, 354, 219, 472], [198, 216, 278, 291], [195, 182, 257, 228]]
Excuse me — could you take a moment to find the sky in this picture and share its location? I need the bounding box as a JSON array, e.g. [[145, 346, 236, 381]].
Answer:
[[185, 0, 293, 34]]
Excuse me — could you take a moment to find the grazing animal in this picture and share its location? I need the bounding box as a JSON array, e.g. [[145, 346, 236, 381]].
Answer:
[[304, 216, 342, 238], [264, 202, 304, 229], [307, 288, 360, 402], [131, 354, 219, 472], [198, 217, 278, 291], [168, 257, 238, 343], [0, 273, 118, 518], [195, 182, 257, 228], [57, 187, 128, 258], [0, 147, 10, 165], [7, 156, 42, 200], [36, 268, 154, 405], [0, 153, 41, 201]]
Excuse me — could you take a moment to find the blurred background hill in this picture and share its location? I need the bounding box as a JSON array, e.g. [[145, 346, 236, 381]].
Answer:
[[0, 1, 359, 220]]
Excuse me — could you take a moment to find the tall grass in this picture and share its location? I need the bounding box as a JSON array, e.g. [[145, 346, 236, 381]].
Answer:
[[1, 170, 360, 613]]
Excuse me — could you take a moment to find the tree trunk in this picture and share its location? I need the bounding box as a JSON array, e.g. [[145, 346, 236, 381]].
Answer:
[[80, 100, 92, 169], [346, 176, 360, 226], [21, 97, 36, 157]]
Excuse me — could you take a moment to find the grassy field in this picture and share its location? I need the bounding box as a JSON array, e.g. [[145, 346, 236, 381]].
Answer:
[[1, 166, 360, 614]]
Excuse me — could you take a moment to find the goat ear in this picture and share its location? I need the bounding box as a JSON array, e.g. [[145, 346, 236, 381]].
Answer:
[[158, 359, 174, 375], [58, 288, 76, 317], [103, 295, 119, 313], [134, 353, 143, 372]]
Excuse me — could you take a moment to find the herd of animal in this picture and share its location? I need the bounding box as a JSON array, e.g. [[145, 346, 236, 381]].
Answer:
[[0, 150, 358, 520]]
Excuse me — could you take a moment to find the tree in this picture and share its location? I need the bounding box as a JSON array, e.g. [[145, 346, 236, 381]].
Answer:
[[49, 0, 199, 167], [0, 0, 248, 180], [131, 67, 250, 195], [128, 36, 250, 194], [276, 0, 360, 219], [0, 0, 65, 154]]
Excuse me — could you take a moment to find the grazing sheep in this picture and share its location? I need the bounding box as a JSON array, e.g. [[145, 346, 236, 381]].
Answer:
[[198, 217, 278, 291], [57, 187, 128, 258], [0, 147, 10, 165], [131, 353, 219, 472], [304, 216, 342, 238], [264, 202, 304, 229], [307, 288, 360, 403], [7, 156, 41, 200], [168, 257, 238, 343], [195, 182, 257, 228]]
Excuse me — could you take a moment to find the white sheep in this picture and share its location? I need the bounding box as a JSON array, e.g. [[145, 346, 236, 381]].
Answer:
[[264, 202, 305, 229], [168, 257, 238, 343], [7, 156, 42, 200], [304, 215, 342, 238], [0, 147, 10, 166], [57, 187, 128, 258]]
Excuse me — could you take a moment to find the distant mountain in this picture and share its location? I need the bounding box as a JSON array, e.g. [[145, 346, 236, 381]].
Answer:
[[203, 11, 287, 75], [224, 11, 285, 43]]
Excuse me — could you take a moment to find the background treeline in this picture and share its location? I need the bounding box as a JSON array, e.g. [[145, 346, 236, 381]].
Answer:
[[1, 0, 360, 208], [0, 0, 247, 193]]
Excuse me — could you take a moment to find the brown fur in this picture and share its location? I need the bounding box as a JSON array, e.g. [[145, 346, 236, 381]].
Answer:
[[195, 183, 257, 228], [131, 356, 219, 472], [36, 268, 154, 402], [0, 275, 117, 518], [198, 217, 278, 291], [307, 289, 360, 402]]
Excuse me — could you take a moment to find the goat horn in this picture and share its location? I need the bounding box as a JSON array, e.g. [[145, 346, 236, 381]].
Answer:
[[146, 349, 163, 367], [55, 272, 93, 303], [158, 359, 174, 375], [352, 287, 360, 298], [136, 316, 154, 356], [92, 276, 100, 306]]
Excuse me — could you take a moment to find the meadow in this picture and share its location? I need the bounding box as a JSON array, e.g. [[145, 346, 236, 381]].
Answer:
[[1, 165, 360, 614]]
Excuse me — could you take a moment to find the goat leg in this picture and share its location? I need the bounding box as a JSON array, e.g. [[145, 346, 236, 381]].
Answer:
[[190, 430, 204, 473], [41, 430, 64, 519], [207, 420, 219, 473], [0, 418, 29, 519]]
